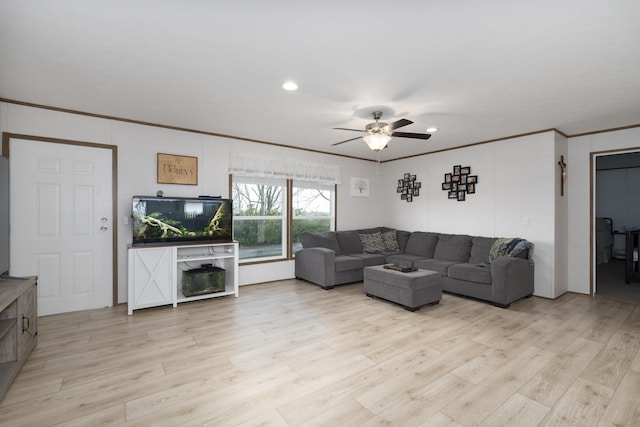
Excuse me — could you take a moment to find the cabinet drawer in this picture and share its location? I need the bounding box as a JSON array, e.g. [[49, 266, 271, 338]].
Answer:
[[17, 284, 37, 359]]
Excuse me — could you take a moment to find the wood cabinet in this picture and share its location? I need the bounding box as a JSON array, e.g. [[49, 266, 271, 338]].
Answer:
[[0, 276, 37, 401], [128, 242, 238, 315]]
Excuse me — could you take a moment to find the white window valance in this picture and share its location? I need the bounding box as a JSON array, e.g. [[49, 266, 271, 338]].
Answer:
[[229, 154, 341, 185]]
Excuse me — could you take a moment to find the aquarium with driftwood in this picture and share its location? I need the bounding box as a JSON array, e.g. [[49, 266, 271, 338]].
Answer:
[[132, 196, 233, 246]]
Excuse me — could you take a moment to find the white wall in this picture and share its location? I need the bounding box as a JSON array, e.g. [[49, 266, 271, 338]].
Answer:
[[379, 132, 559, 298], [5, 101, 637, 303], [0, 103, 382, 303], [568, 127, 640, 294], [554, 132, 569, 297]]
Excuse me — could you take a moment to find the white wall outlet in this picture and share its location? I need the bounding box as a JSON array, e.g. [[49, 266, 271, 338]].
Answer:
[[123, 216, 129, 225], [523, 216, 530, 225]]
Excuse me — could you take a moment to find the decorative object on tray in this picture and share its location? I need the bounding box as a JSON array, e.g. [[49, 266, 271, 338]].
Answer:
[[397, 173, 421, 202], [383, 263, 418, 273], [442, 165, 477, 201], [157, 153, 198, 185]]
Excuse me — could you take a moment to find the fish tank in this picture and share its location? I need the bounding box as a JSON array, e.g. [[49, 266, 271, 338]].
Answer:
[[132, 196, 233, 246]]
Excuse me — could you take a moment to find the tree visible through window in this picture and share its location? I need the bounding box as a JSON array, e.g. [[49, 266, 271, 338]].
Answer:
[[231, 177, 335, 262], [292, 182, 334, 254], [232, 178, 286, 260]]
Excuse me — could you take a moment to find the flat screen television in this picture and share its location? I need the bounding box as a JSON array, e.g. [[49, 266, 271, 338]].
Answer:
[[132, 196, 232, 246]]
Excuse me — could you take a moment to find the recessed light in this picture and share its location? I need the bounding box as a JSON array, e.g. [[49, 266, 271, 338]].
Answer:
[[426, 127, 438, 133], [282, 81, 298, 91]]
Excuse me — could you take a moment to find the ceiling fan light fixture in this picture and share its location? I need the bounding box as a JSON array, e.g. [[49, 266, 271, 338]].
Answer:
[[331, 110, 431, 150], [363, 133, 391, 151], [426, 127, 438, 133], [282, 81, 298, 91]]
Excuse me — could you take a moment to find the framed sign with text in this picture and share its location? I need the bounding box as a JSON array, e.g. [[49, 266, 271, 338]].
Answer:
[[157, 153, 198, 185]]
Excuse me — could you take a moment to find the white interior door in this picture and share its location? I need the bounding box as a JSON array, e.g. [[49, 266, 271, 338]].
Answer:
[[10, 138, 113, 315]]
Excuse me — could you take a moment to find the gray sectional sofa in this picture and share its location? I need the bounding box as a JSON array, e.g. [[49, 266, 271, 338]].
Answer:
[[294, 227, 534, 308]]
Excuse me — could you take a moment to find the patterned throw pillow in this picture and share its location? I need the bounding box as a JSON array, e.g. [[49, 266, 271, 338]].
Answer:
[[381, 230, 400, 252], [489, 238, 512, 261], [489, 238, 532, 261], [359, 232, 386, 254]]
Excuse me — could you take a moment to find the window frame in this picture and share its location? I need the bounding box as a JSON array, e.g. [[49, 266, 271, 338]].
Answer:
[[290, 180, 336, 257], [230, 174, 337, 265], [231, 176, 288, 263]]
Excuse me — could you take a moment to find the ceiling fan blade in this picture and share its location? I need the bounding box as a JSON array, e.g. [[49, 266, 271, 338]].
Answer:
[[385, 118, 413, 131], [333, 127, 364, 132], [331, 136, 363, 146], [391, 131, 432, 140]]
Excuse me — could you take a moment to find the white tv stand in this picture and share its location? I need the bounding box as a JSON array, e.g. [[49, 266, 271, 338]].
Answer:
[[128, 241, 239, 315]]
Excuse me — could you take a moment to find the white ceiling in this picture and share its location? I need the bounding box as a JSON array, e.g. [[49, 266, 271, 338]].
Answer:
[[1, 1, 639, 161]]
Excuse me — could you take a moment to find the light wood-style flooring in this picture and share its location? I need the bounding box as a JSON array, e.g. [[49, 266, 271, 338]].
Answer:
[[1, 279, 640, 426], [596, 258, 640, 305]]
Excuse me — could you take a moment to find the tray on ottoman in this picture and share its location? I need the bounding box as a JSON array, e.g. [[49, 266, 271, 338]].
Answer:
[[364, 265, 442, 311]]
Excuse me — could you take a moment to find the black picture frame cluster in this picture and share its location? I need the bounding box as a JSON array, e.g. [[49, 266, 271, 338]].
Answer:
[[442, 165, 478, 201], [397, 173, 421, 202]]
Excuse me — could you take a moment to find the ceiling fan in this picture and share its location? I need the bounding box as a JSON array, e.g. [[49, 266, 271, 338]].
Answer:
[[332, 111, 431, 151]]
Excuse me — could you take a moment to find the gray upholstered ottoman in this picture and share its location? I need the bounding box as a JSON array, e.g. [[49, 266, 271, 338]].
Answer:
[[363, 265, 442, 311]]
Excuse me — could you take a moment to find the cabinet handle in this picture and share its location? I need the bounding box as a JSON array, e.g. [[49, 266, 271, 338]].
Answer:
[[22, 315, 37, 338], [22, 315, 36, 337]]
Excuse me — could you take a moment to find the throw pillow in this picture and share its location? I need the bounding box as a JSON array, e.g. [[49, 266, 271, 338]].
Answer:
[[509, 239, 532, 259], [490, 238, 510, 261], [489, 238, 532, 261], [381, 230, 400, 252], [359, 232, 386, 254]]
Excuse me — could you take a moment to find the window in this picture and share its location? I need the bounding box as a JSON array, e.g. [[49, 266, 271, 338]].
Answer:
[[291, 181, 335, 254], [231, 176, 336, 263], [232, 177, 287, 261]]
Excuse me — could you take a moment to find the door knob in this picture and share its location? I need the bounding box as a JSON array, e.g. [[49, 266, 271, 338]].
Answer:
[[100, 225, 108, 231]]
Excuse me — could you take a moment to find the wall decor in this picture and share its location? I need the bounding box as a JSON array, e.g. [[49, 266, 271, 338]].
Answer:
[[442, 165, 477, 201], [157, 153, 198, 185], [351, 177, 370, 197], [558, 155, 567, 196], [397, 173, 421, 202]]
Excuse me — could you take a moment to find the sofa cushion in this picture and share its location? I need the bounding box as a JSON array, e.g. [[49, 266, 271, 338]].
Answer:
[[357, 227, 385, 235], [300, 231, 341, 255], [335, 255, 364, 272], [351, 253, 386, 267], [359, 232, 386, 254], [404, 232, 439, 257], [396, 230, 411, 252], [381, 230, 400, 252], [414, 258, 459, 276], [386, 253, 429, 268], [469, 236, 497, 265], [447, 263, 492, 284], [434, 234, 472, 262], [336, 230, 361, 254]]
